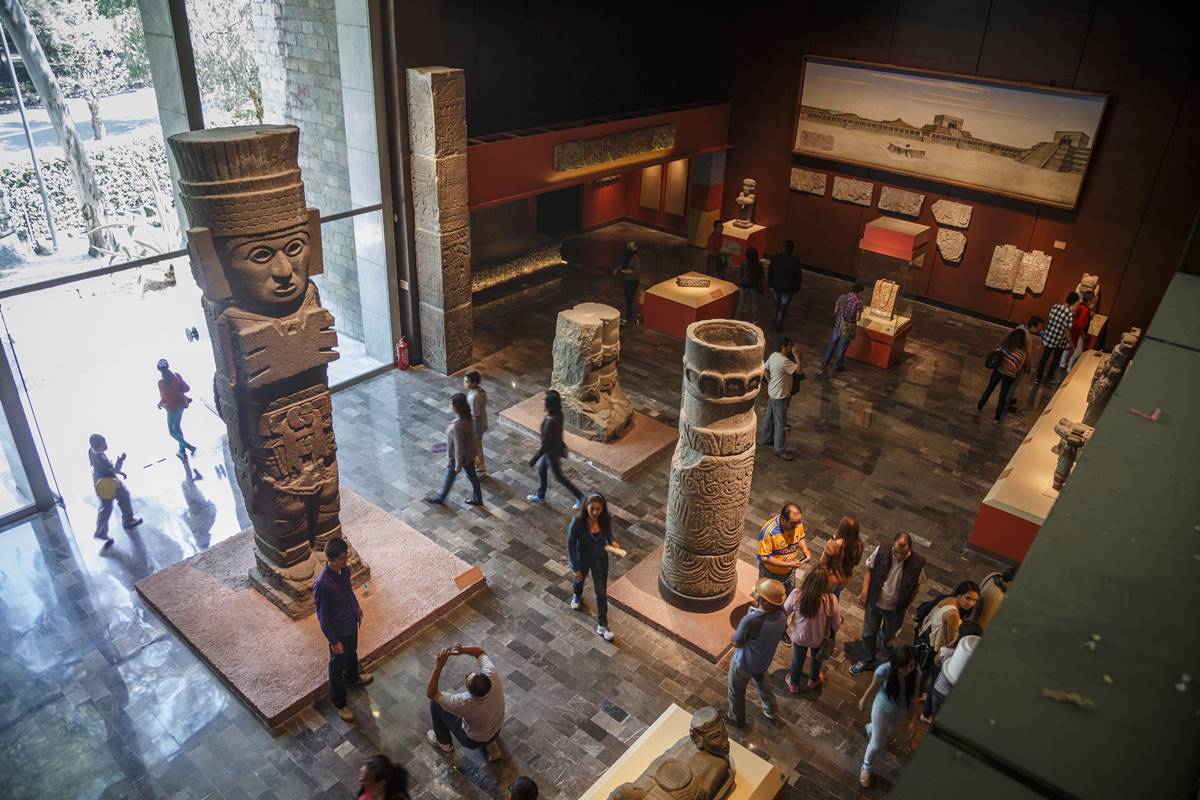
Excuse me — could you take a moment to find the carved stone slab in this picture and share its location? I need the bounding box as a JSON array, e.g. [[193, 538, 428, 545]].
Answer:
[[986, 244, 1023, 290], [931, 199, 973, 229], [789, 167, 826, 195], [554, 124, 675, 171], [870, 278, 899, 317], [832, 176, 873, 206], [1013, 249, 1052, 296], [936, 229, 966, 263], [878, 186, 925, 217]]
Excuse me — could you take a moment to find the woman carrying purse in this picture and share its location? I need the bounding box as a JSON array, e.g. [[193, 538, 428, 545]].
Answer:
[[783, 565, 841, 693]]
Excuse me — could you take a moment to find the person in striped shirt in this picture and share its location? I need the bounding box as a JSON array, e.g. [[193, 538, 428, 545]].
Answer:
[[976, 327, 1028, 423]]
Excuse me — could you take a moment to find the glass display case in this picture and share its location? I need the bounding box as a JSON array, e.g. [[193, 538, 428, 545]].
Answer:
[[855, 217, 928, 337]]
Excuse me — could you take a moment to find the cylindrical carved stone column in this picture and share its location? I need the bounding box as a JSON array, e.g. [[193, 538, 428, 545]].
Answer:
[[660, 320, 764, 609], [550, 302, 633, 442]]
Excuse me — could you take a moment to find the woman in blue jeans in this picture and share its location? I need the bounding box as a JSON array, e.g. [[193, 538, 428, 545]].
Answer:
[[856, 644, 921, 789], [526, 389, 584, 508], [567, 493, 620, 642]]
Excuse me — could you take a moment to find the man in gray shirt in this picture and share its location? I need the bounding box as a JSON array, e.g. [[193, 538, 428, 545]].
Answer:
[[427, 643, 505, 762]]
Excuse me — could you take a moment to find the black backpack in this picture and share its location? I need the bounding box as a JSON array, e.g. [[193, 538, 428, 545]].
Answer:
[[984, 349, 1003, 370]]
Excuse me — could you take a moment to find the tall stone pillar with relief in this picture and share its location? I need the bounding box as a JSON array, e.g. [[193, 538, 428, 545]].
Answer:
[[660, 320, 764, 609], [169, 125, 369, 618], [407, 67, 472, 374]]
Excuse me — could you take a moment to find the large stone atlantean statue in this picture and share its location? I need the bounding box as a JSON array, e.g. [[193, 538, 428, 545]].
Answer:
[[1052, 418, 1094, 491], [660, 321, 763, 609], [608, 707, 735, 800], [551, 302, 634, 442], [169, 125, 369, 618], [1083, 331, 1140, 427]]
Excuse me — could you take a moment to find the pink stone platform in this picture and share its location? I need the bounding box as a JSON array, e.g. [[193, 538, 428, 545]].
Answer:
[[135, 489, 486, 728], [608, 547, 758, 663], [500, 395, 677, 480]]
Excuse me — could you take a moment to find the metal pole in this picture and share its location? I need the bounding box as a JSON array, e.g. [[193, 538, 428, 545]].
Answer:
[[1, 25, 57, 250]]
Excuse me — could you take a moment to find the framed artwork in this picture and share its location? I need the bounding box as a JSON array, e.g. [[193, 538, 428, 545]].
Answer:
[[793, 56, 1108, 209]]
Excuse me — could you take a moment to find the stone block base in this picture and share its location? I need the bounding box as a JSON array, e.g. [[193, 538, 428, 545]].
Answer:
[[500, 395, 677, 481], [608, 546, 759, 663], [134, 489, 486, 727]]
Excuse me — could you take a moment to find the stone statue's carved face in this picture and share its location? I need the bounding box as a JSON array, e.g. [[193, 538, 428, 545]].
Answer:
[[690, 720, 729, 756], [215, 221, 312, 308], [742, 179, 755, 193]]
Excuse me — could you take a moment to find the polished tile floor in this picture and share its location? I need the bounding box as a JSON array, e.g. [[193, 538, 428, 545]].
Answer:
[[0, 222, 1054, 799]]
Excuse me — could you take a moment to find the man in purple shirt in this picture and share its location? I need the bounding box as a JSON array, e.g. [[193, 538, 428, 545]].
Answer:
[[821, 283, 865, 374], [314, 537, 372, 721]]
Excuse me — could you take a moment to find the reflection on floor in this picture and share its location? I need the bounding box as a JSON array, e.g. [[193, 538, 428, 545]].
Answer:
[[0, 221, 1059, 798]]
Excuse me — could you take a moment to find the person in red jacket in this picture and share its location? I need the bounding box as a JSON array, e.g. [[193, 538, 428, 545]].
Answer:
[[156, 358, 197, 460], [1067, 296, 1091, 370]]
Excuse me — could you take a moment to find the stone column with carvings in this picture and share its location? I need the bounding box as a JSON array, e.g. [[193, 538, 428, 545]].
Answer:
[[169, 125, 369, 619], [550, 302, 634, 442], [407, 67, 472, 374], [660, 320, 764, 609]]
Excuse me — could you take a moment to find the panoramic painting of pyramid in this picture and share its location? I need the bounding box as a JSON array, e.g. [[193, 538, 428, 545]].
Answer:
[[793, 57, 1108, 209]]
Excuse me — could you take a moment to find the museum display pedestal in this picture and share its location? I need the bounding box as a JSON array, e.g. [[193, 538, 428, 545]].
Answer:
[[642, 271, 739, 339], [968, 351, 1103, 562], [135, 489, 486, 728], [721, 220, 767, 267], [608, 547, 758, 663], [578, 703, 785, 800], [845, 312, 913, 368], [500, 396, 677, 480]]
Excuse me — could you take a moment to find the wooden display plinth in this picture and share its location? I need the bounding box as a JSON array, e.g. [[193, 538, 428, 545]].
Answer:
[[578, 703, 785, 800], [720, 220, 767, 267], [967, 351, 1103, 562], [845, 314, 912, 369], [643, 271, 738, 339]]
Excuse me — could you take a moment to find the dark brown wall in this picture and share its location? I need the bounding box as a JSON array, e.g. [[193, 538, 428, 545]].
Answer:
[[725, 1, 1200, 336]]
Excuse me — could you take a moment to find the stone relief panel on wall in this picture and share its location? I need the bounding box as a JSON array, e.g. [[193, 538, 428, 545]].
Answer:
[[831, 176, 873, 206], [789, 167, 827, 195], [661, 321, 764, 609], [1013, 249, 1052, 296], [936, 229, 966, 263], [878, 186, 925, 217], [550, 302, 634, 442], [931, 199, 973, 229], [554, 124, 676, 172]]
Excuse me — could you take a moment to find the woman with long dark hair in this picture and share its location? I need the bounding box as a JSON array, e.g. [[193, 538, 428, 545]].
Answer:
[[856, 644, 921, 788], [567, 493, 621, 641], [425, 393, 483, 506], [735, 246, 764, 325], [526, 389, 584, 507], [783, 565, 840, 692], [976, 327, 1028, 423], [818, 516, 864, 598], [358, 754, 410, 800]]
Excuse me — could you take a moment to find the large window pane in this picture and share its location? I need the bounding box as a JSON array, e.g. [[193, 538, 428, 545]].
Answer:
[[0, 1, 181, 291]]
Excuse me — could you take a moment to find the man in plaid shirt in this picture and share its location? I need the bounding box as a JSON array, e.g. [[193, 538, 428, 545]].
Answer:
[[1036, 291, 1077, 384], [821, 284, 865, 374]]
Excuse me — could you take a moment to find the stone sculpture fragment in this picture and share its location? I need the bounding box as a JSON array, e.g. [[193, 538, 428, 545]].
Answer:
[[661, 321, 763, 609], [936, 229, 966, 263], [1013, 249, 1052, 296], [1083, 331, 1140, 426], [170, 125, 369, 618], [931, 199, 972, 229], [985, 244, 1023, 291], [878, 186, 925, 217], [789, 167, 826, 195], [832, 176, 873, 206], [869, 278, 899, 318], [733, 178, 757, 228], [1052, 418, 1094, 491], [607, 707, 734, 800], [551, 302, 634, 442]]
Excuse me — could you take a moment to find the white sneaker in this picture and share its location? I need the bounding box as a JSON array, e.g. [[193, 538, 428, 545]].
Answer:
[[597, 625, 614, 641], [426, 730, 453, 752], [569, 595, 582, 610], [526, 494, 545, 504]]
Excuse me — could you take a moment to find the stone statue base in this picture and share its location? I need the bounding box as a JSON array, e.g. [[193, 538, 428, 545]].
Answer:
[[731, 219, 753, 229]]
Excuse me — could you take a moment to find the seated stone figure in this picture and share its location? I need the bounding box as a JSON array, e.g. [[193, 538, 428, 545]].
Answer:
[[608, 707, 735, 800]]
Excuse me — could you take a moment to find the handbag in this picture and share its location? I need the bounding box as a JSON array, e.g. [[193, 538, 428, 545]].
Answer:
[[95, 477, 120, 500], [789, 370, 806, 395], [984, 349, 1003, 370], [815, 633, 835, 662]]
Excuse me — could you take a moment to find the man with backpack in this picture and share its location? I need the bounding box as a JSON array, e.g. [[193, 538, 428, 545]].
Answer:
[[849, 532, 925, 675]]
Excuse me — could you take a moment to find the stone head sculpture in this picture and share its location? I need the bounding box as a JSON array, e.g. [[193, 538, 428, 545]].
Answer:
[[170, 125, 323, 315], [741, 178, 756, 193], [688, 707, 730, 757]]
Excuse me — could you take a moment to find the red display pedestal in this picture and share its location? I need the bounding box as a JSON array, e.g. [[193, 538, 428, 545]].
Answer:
[[720, 221, 767, 267], [967, 502, 1041, 563], [844, 314, 912, 368], [643, 271, 738, 339]]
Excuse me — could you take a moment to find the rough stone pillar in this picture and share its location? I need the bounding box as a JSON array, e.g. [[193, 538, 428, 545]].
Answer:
[[550, 302, 634, 442], [407, 67, 472, 373], [660, 320, 764, 609]]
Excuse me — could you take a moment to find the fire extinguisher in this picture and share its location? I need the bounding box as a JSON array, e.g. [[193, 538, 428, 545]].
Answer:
[[394, 336, 410, 370]]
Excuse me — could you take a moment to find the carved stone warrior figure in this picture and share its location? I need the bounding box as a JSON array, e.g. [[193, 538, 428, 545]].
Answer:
[[169, 125, 368, 617], [732, 178, 756, 228], [1052, 418, 1094, 491], [661, 321, 764, 609], [1076, 272, 1101, 314], [551, 302, 634, 442], [1083, 331, 1140, 427], [608, 707, 735, 800]]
